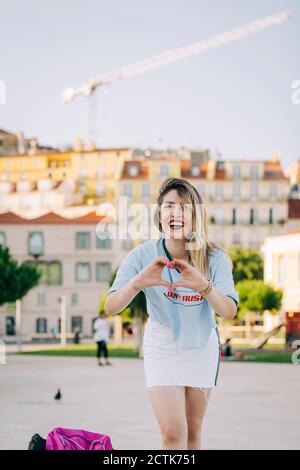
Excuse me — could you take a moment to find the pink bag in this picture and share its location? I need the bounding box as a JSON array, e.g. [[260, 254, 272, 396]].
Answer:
[[46, 427, 114, 450]]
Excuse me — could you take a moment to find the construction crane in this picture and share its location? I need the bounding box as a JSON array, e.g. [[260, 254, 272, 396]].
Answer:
[[61, 9, 291, 144]]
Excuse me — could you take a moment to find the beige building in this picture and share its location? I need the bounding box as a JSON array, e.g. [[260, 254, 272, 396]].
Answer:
[[0, 179, 83, 217], [0, 211, 124, 341], [0, 131, 295, 250], [181, 154, 291, 249], [263, 228, 300, 313], [262, 228, 300, 343], [112, 152, 292, 249]]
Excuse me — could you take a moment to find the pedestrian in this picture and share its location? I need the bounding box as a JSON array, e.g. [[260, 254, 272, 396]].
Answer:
[[93, 310, 112, 366], [223, 338, 233, 357], [104, 177, 239, 450]]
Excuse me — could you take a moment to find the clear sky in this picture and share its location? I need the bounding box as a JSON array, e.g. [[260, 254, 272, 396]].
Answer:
[[0, 0, 299, 171]]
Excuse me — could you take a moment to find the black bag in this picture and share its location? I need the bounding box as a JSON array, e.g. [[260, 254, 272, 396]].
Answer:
[[28, 433, 46, 450]]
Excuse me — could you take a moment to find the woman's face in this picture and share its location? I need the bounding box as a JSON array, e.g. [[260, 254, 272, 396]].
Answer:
[[159, 189, 193, 239]]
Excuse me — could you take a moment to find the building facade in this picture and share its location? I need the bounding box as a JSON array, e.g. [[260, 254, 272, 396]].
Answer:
[[0, 211, 122, 341]]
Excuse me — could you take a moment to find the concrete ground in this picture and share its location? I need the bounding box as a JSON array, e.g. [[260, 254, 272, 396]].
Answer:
[[0, 354, 299, 450]]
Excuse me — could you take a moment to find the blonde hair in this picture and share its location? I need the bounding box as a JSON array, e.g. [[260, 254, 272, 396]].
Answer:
[[154, 177, 230, 277]]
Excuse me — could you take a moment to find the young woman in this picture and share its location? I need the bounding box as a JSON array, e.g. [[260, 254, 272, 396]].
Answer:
[[104, 177, 239, 450]]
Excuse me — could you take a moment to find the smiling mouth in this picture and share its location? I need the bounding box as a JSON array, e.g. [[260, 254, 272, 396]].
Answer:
[[169, 221, 184, 230]]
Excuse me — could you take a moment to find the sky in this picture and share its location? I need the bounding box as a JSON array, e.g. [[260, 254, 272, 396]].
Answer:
[[0, 0, 299, 172]]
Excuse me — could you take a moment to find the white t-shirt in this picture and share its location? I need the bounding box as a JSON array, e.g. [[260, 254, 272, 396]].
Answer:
[[93, 318, 110, 342]]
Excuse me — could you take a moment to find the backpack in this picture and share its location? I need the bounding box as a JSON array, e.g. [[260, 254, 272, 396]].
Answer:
[[28, 427, 114, 450]]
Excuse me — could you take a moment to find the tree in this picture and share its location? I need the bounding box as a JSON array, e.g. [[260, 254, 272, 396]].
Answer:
[[0, 245, 41, 306], [235, 279, 282, 322], [228, 247, 264, 283]]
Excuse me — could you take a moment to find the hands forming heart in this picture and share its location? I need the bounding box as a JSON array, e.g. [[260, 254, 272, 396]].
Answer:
[[167, 258, 209, 293]]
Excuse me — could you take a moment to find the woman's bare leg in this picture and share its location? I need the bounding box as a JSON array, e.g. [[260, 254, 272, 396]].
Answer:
[[147, 385, 187, 450], [185, 387, 212, 450]]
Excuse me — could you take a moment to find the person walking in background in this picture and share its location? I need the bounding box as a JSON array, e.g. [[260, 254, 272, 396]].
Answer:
[[93, 310, 112, 366], [223, 338, 233, 358]]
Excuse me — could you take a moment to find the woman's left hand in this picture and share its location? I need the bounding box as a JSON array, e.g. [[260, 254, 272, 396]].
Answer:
[[167, 258, 210, 293]]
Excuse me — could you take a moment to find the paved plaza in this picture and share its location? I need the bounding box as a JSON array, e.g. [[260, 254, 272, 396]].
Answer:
[[0, 354, 299, 450]]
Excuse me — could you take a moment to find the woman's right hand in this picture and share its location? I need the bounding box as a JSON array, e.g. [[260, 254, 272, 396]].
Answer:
[[134, 257, 172, 291]]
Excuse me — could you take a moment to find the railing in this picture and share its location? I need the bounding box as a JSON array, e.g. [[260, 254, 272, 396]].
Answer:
[[217, 324, 286, 345]]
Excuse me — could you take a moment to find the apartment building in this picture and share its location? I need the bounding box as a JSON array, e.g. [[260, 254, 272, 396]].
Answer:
[[0, 211, 122, 341], [262, 228, 300, 344]]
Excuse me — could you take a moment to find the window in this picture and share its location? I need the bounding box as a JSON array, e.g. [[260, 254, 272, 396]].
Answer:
[[24, 260, 62, 285], [232, 208, 237, 225], [28, 232, 44, 256], [79, 184, 87, 195], [269, 208, 273, 224], [96, 181, 105, 197], [232, 184, 240, 200], [142, 183, 150, 198], [71, 316, 83, 333], [76, 263, 91, 282], [191, 165, 200, 176], [34, 158, 43, 167], [214, 207, 224, 224], [232, 165, 241, 180], [76, 232, 91, 249], [250, 165, 259, 179], [249, 231, 259, 248], [214, 185, 223, 201], [96, 262, 111, 282], [197, 184, 205, 197], [6, 316, 15, 336], [48, 262, 62, 284], [250, 184, 259, 200], [71, 293, 79, 306], [35, 262, 48, 284], [0, 231, 6, 245], [36, 318, 47, 334], [96, 234, 111, 250], [250, 208, 259, 225], [160, 164, 169, 177], [37, 292, 46, 306], [232, 233, 241, 246], [123, 183, 132, 196], [269, 184, 278, 200], [96, 165, 105, 178], [128, 164, 139, 177], [79, 166, 88, 178]]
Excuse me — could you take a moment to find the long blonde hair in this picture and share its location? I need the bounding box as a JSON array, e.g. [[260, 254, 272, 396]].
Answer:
[[154, 177, 230, 277]]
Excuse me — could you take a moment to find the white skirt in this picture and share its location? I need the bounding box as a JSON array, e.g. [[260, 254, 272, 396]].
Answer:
[[142, 317, 221, 390]]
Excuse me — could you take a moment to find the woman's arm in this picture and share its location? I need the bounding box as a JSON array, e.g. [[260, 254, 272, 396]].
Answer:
[[104, 256, 171, 316], [104, 275, 142, 316], [168, 257, 238, 320], [200, 285, 237, 320]]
